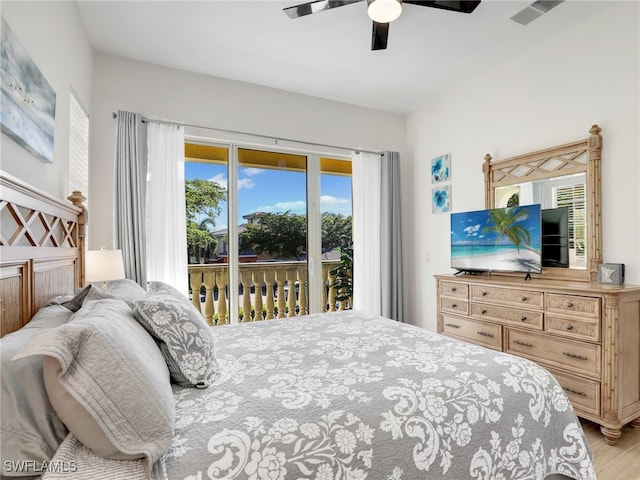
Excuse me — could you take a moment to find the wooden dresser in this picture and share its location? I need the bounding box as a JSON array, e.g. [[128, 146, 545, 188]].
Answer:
[[435, 273, 640, 445]]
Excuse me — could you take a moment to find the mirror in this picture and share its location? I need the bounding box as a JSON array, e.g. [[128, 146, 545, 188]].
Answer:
[[483, 125, 602, 282], [494, 173, 586, 269]]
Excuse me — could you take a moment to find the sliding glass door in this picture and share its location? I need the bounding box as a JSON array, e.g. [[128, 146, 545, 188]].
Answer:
[[184, 143, 229, 324], [320, 157, 353, 310], [236, 148, 309, 320], [185, 141, 351, 324]]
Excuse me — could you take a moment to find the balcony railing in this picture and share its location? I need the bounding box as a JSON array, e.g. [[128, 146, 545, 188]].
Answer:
[[188, 260, 349, 325]]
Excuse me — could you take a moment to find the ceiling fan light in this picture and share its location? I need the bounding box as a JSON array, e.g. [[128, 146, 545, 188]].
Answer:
[[367, 0, 402, 23]]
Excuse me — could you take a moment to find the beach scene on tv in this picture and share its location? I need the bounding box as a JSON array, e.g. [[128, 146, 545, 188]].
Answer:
[[451, 204, 542, 274]]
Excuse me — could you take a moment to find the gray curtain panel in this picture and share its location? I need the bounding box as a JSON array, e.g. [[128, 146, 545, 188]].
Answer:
[[380, 151, 404, 322], [114, 111, 148, 287]]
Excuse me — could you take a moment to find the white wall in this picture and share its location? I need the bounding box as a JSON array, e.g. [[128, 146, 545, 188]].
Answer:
[[404, 1, 640, 331], [89, 54, 406, 249], [0, 2, 93, 199], [5, 2, 637, 330]]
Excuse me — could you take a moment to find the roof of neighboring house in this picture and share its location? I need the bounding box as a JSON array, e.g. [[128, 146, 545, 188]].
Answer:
[[211, 223, 248, 237]]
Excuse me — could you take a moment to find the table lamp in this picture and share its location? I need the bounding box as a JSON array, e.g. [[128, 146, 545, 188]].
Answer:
[[85, 248, 125, 290]]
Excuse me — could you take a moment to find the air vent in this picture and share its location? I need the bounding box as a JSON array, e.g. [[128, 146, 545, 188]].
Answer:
[[510, 0, 564, 25]]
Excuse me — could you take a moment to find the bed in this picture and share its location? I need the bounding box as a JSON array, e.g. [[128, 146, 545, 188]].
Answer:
[[0, 171, 596, 480]]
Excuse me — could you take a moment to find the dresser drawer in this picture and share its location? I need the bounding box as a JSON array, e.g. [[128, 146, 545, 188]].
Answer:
[[545, 315, 600, 342], [506, 329, 601, 378], [545, 294, 600, 319], [470, 303, 543, 330], [442, 315, 502, 351], [441, 297, 469, 315], [440, 281, 468, 299], [470, 286, 543, 309], [547, 367, 600, 417]]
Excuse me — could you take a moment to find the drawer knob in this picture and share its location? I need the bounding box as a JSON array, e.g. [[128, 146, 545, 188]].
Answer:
[[481, 309, 488, 315], [513, 340, 533, 347], [477, 331, 494, 338], [563, 351, 588, 361], [451, 287, 457, 292], [522, 296, 528, 302], [520, 316, 527, 322], [451, 304, 458, 308], [445, 323, 460, 329], [482, 291, 488, 296], [565, 324, 574, 331], [566, 302, 574, 308], [563, 386, 587, 397]]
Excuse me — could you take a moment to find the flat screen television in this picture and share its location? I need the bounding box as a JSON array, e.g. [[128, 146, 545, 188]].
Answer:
[[450, 204, 542, 274], [541, 206, 570, 268]]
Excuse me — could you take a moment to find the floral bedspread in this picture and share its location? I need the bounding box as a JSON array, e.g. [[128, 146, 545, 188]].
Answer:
[[46, 310, 595, 480]]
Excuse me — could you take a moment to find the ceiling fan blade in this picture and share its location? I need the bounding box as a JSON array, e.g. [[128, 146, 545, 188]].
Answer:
[[284, 0, 363, 19], [403, 1, 481, 14], [371, 21, 389, 50]]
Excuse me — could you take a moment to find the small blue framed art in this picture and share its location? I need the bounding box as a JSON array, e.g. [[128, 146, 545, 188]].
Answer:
[[431, 153, 450, 183], [432, 185, 450, 214]]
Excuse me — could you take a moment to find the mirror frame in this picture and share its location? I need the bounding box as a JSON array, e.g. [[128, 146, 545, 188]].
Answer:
[[483, 125, 602, 283]]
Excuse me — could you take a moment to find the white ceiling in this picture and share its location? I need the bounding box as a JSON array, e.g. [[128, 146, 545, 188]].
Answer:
[[76, 0, 615, 114]]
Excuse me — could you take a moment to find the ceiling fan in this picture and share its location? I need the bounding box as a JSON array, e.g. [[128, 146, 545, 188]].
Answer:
[[283, 0, 481, 50]]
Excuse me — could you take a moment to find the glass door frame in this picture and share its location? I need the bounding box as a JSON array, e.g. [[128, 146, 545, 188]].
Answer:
[[186, 134, 350, 323]]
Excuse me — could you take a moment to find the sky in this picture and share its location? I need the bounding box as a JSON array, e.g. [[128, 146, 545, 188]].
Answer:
[[185, 161, 352, 231]]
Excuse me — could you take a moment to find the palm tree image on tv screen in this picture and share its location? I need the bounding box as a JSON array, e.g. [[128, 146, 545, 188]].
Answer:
[[450, 205, 542, 274]]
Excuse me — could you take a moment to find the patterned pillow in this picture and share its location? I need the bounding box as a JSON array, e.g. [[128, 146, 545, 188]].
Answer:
[[133, 298, 218, 388]]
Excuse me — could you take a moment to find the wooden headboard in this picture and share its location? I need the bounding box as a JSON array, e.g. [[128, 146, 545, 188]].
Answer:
[[0, 171, 86, 336]]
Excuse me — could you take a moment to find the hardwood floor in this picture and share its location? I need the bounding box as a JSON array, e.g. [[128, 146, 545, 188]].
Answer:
[[581, 419, 640, 479]]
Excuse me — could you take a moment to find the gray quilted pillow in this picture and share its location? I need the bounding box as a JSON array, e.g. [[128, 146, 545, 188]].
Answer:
[[83, 279, 148, 307], [1, 305, 72, 477], [147, 280, 187, 300], [133, 298, 218, 388], [13, 299, 174, 477], [100, 278, 147, 305]]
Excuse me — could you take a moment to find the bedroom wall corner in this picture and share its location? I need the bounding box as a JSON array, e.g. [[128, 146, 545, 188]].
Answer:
[[0, 1, 93, 200]]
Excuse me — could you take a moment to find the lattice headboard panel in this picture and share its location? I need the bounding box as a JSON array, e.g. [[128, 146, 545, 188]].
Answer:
[[0, 171, 86, 336], [1, 199, 80, 248]]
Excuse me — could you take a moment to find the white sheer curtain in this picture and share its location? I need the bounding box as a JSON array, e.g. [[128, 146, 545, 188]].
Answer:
[[146, 122, 188, 295], [351, 151, 382, 315]]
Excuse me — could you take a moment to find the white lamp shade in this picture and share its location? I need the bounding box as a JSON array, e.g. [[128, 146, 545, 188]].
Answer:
[[367, 0, 402, 23], [85, 249, 126, 283]]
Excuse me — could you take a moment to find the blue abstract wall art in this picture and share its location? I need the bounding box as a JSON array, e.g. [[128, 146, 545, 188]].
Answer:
[[1, 17, 56, 163], [432, 185, 450, 214], [431, 153, 450, 183]]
